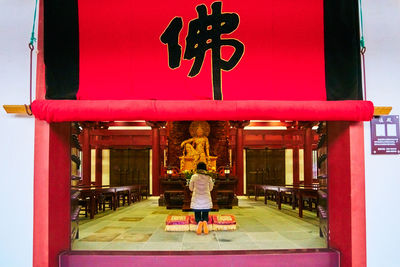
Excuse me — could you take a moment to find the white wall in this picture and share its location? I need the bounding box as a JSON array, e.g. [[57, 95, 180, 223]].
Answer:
[[363, 1, 400, 267], [0, 1, 36, 266]]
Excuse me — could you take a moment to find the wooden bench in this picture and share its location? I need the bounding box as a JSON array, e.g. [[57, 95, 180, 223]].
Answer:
[[73, 184, 147, 219], [254, 184, 325, 218]]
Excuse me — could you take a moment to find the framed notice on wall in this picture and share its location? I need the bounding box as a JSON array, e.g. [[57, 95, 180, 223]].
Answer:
[[370, 115, 400, 155]]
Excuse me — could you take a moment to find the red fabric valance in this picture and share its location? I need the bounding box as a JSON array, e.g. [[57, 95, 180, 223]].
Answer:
[[31, 100, 374, 122]]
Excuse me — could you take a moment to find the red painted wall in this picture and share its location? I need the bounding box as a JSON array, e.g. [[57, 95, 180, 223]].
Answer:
[[33, 122, 71, 267], [328, 122, 366, 267]]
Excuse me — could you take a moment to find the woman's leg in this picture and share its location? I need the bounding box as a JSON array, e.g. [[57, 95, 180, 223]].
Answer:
[[194, 211, 203, 234], [201, 211, 209, 222], [194, 211, 202, 224], [202, 211, 209, 234]]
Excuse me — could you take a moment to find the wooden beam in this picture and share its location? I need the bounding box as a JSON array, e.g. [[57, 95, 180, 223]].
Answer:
[[244, 129, 304, 136], [107, 121, 148, 127], [90, 129, 151, 136], [248, 121, 294, 127], [90, 136, 152, 148], [94, 145, 151, 150]]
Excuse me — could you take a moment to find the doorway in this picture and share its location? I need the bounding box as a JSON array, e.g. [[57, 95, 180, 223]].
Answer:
[[246, 149, 286, 186], [110, 149, 150, 186]]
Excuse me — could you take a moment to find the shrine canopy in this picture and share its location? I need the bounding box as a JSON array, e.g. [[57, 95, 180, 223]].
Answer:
[[31, 0, 374, 122]]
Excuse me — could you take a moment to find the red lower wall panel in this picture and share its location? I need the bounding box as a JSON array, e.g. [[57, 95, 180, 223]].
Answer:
[[60, 250, 339, 267]]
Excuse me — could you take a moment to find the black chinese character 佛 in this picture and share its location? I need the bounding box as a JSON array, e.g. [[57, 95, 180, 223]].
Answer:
[[161, 1, 244, 100]]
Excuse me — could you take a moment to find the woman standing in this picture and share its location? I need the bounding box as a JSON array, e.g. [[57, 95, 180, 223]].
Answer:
[[189, 162, 214, 235]]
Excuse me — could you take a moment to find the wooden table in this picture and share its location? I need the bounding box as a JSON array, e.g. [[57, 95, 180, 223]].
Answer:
[[114, 186, 131, 206], [295, 187, 320, 218], [94, 187, 117, 212], [254, 185, 280, 205], [75, 188, 96, 219], [278, 186, 296, 210]]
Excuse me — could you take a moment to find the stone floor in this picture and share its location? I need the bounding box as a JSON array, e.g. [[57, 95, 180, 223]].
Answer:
[[72, 196, 326, 251]]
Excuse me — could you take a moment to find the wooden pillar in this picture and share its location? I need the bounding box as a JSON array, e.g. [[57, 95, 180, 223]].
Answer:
[[95, 148, 102, 186], [81, 128, 91, 186], [237, 126, 244, 195], [304, 127, 313, 186], [147, 121, 166, 196], [230, 121, 249, 195], [293, 146, 300, 186], [328, 121, 366, 267], [152, 125, 160, 196], [231, 137, 237, 177]]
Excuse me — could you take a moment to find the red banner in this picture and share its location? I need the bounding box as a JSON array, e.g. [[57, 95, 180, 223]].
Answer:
[[77, 0, 325, 101]]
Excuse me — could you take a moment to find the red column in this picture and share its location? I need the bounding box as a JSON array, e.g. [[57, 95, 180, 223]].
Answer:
[[230, 121, 249, 195], [152, 126, 160, 196], [81, 128, 91, 186], [33, 2, 70, 266], [33, 4, 70, 265], [304, 127, 313, 186], [33, 122, 71, 267], [95, 148, 102, 186], [328, 122, 366, 267], [293, 146, 300, 186], [236, 127, 244, 195], [147, 121, 166, 196], [231, 135, 237, 177]]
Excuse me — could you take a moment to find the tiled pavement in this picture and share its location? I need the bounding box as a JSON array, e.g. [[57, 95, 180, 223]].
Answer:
[[72, 197, 326, 251]]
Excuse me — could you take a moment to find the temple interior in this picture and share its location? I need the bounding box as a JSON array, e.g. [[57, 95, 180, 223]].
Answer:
[[71, 120, 328, 251]]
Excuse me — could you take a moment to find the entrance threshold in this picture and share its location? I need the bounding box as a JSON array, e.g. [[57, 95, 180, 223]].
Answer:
[[60, 249, 339, 267]]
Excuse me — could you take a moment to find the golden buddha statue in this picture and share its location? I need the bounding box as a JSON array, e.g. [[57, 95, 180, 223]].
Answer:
[[181, 127, 210, 163], [179, 121, 217, 172]]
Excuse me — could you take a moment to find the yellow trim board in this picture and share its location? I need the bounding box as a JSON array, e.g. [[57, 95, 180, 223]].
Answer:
[[374, 106, 392, 116], [3, 105, 32, 115]]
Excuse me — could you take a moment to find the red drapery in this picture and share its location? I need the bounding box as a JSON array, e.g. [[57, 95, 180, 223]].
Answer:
[[34, 0, 374, 122], [77, 0, 325, 101], [31, 100, 374, 122]]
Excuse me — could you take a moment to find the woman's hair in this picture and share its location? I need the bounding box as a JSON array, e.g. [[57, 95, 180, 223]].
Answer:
[[196, 162, 207, 171]]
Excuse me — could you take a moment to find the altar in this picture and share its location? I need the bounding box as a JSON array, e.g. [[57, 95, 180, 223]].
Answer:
[[159, 178, 238, 210], [179, 156, 217, 172], [156, 120, 237, 209]]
